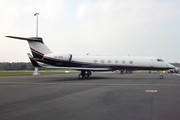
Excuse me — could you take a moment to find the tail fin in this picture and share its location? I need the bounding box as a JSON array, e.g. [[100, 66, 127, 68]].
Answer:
[[27, 53, 41, 67], [6, 36, 52, 59]]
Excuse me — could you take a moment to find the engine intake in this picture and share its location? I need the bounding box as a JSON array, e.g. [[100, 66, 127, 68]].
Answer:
[[44, 53, 72, 62], [168, 67, 179, 73]]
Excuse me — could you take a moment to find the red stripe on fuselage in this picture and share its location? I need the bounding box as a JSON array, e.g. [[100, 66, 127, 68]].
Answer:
[[30, 47, 44, 56]]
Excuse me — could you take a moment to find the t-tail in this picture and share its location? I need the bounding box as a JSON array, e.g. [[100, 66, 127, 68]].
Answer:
[[6, 36, 52, 59]]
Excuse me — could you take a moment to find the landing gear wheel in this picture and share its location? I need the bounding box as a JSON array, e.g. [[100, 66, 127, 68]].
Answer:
[[78, 70, 92, 79], [78, 74, 84, 79], [160, 75, 163, 79], [85, 73, 90, 78]]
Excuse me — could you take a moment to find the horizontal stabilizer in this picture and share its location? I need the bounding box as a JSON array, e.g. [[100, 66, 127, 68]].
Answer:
[[27, 53, 41, 67], [6, 36, 43, 43]]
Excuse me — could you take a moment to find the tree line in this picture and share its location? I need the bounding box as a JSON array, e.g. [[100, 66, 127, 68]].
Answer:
[[0, 62, 35, 70], [171, 63, 180, 67]]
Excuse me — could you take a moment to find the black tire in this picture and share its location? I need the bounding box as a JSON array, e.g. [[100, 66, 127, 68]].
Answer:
[[78, 74, 84, 79], [160, 75, 163, 79], [85, 73, 90, 78]]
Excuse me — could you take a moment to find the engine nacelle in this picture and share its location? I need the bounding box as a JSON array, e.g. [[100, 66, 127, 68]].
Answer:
[[44, 53, 72, 62], [168, 67, 179, 73], [174, 67, 179, 73]]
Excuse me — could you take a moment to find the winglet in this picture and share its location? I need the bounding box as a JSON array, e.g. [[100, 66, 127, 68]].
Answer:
[[27, 53, 41, 67]]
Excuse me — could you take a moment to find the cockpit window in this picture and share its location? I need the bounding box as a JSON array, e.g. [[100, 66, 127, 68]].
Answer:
[[157, 59, 164, 62]]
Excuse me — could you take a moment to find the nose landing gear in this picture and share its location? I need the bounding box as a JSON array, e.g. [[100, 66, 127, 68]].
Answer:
[[159, 74, 163, 79], [158, 72, 164, 79]]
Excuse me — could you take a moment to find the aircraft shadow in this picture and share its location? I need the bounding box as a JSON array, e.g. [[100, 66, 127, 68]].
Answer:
[[46, 76, 114, 82], [44, 76, 158, 82]]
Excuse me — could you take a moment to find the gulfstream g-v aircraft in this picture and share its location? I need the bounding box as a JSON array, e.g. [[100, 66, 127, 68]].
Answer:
[[6, 36, 177, 79]]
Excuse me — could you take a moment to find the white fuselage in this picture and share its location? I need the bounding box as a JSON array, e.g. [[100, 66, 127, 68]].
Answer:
[[44, 53, 174, 70]]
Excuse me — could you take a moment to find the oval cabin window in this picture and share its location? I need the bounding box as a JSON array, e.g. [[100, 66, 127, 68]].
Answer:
[[94, 60, 98, 63], [129, 60, 133, 64], [101, 60, 105, 63]]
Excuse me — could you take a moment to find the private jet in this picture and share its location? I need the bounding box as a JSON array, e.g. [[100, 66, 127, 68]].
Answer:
[[6, 36, 176, 79]]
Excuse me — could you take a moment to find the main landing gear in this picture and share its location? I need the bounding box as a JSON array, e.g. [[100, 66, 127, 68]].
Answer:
[[78, 70, 92, 79]]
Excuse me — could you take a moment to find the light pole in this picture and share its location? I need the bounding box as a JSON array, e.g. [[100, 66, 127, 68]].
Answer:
[[33, 13, 40, 76], [34, 13, 39, 38]]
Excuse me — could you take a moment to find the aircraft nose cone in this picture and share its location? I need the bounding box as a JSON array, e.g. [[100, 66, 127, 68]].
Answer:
[[168, 63, 175, 69]]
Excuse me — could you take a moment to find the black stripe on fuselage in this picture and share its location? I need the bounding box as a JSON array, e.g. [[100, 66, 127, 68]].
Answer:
[[31, 51, 43, 59], [40, 57, 82, 67], [109, 66, 169, 71], [30, 47, 44, 59]]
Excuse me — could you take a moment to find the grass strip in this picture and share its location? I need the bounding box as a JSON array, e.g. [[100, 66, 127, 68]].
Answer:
[[0, 71, 79, 76]]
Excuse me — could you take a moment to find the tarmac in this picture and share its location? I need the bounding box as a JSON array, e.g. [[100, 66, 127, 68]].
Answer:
[[0, 72, 180, 120]]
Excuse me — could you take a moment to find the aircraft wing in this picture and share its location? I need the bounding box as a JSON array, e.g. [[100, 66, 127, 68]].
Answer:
[[44, 66, 111, 71]]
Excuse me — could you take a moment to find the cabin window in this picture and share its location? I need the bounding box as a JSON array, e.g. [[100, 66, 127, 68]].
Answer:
[[94, 60, 98, 63], [101, 60, 105, 63], [129, 60, 133, 64], [122, 60, 126, 64], [108, 60, 111, 63], [115, 60, 119, 63]]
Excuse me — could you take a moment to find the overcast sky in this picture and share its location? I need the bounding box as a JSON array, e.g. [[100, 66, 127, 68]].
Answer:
[[0, 0, 180, 63]]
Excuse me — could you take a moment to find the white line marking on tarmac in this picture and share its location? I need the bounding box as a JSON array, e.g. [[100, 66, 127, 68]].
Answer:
[[146, 90, 158, 92], [173, 73, 180, 77]]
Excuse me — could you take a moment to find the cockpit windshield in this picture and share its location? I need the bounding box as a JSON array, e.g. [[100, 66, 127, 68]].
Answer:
[[157, 59, 164, 62]]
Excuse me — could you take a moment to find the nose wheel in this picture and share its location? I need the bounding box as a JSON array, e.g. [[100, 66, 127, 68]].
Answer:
[[160, 75, 163, 79], [159, 73, 163, 79]]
